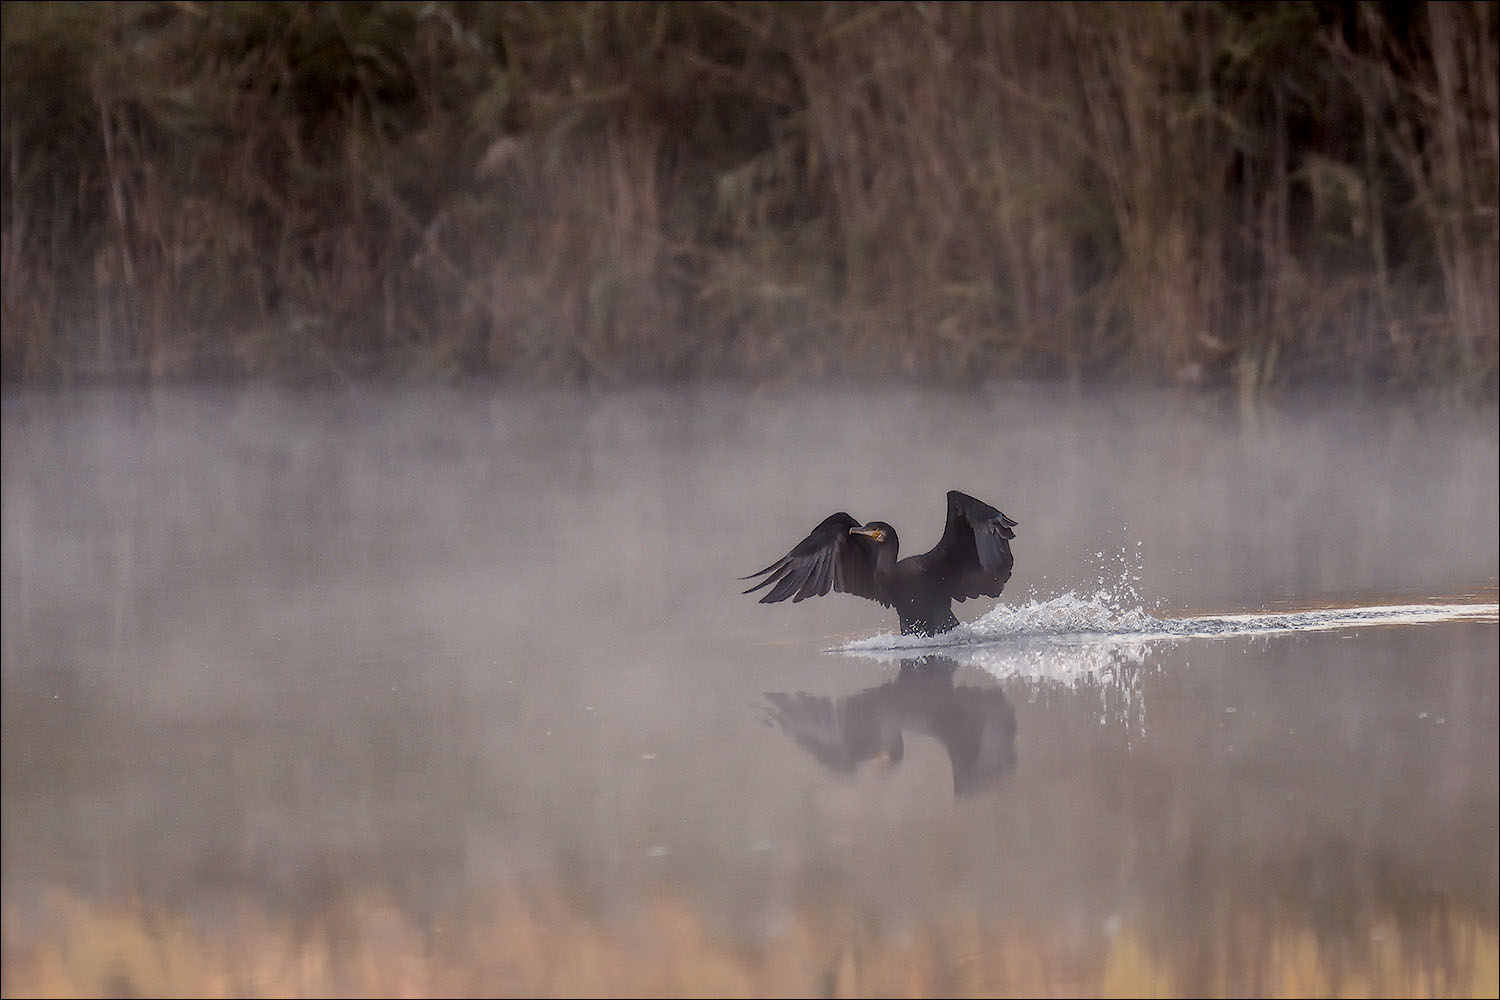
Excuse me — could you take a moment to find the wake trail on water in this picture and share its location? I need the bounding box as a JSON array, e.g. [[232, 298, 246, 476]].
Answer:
[[838, 590, 1496, 691], [839, 592, 1499, 655], [835, 544, 1497, 667]]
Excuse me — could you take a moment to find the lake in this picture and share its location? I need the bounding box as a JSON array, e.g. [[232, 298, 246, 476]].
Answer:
[[3, 383, 1497, 996]]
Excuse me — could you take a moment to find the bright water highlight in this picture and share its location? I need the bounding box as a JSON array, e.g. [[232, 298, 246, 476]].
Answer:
[[841, 592, 1499, 653]]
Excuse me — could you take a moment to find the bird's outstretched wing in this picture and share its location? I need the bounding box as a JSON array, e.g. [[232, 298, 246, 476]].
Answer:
[[921, 490, 1018, 602], [741, 512, 887, 605]]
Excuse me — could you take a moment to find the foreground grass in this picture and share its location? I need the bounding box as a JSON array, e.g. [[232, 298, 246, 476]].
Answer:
[[3, 886, 1496, 998]]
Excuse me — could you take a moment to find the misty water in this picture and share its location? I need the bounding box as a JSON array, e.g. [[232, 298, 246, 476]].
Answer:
[[3, 384, 1497, 995]]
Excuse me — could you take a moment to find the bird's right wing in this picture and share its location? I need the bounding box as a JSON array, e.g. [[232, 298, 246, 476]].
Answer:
[[924, 490, 1018, 601], [741, 512, 888, 606]]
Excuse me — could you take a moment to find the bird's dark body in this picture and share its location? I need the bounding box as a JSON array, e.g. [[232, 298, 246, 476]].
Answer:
[[742, 491, 1018, 636], [880, 555, 962, 637]]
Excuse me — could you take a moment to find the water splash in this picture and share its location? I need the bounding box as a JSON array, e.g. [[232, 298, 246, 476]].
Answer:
[[832, 538, 1496, 734], [838, 594, 1497, 655], [839, 540, 1162, 654], [837, 593, 1160, 654], [836, 538, 1496, 657], [834, 545, 1493, 736], [837, 590, 1164, 736]]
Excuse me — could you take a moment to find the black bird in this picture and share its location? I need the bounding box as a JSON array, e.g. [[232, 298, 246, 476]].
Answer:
[[742, 490, 1018, 636], [762, 655, 1017, 797]]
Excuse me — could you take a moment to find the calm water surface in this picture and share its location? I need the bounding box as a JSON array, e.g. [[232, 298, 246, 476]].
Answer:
[[3, 384, 1497, 996]]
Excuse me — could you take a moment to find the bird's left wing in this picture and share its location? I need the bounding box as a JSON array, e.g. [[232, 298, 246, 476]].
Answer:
[[922, 490, 1018, 601], [741, 512, 887, 606]]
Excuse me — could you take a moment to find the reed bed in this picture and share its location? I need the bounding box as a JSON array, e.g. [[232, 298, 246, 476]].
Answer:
[[1, 2, 1495, 395], [4, 886, 1496, 998]]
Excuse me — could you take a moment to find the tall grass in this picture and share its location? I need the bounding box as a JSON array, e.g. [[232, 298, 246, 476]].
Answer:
[[1, 1, 1495, 394], [4, 886, 1496, 997]]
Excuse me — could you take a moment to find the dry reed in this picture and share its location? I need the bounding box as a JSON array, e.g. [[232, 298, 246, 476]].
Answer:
[[1, 2, 1495, 395], [4, 885, 1496, 998]]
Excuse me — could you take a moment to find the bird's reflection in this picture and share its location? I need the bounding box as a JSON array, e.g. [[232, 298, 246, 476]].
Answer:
[[762, 655, 1017, 797]]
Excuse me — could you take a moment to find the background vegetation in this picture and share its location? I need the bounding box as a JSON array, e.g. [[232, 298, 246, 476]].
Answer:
[[2, 1, 1496, 395]]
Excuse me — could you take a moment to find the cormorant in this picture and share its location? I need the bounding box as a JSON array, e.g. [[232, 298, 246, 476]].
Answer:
[[742, 490, 1018, 636]]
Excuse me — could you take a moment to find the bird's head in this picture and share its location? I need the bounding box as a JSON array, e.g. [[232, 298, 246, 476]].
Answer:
[[850, 521, 898, 550]]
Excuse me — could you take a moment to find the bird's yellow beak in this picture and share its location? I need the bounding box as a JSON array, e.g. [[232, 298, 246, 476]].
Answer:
[[850, 526, 885, 541]]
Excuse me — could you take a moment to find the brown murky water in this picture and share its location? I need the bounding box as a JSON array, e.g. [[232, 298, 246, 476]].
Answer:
[[3, 384, 1497, 996]]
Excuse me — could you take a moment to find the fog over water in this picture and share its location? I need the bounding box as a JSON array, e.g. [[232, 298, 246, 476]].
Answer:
[[2, 383, 1496, 994]]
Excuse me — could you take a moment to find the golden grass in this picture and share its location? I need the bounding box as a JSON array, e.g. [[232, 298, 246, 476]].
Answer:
[[3, 886, 1496, 999]]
